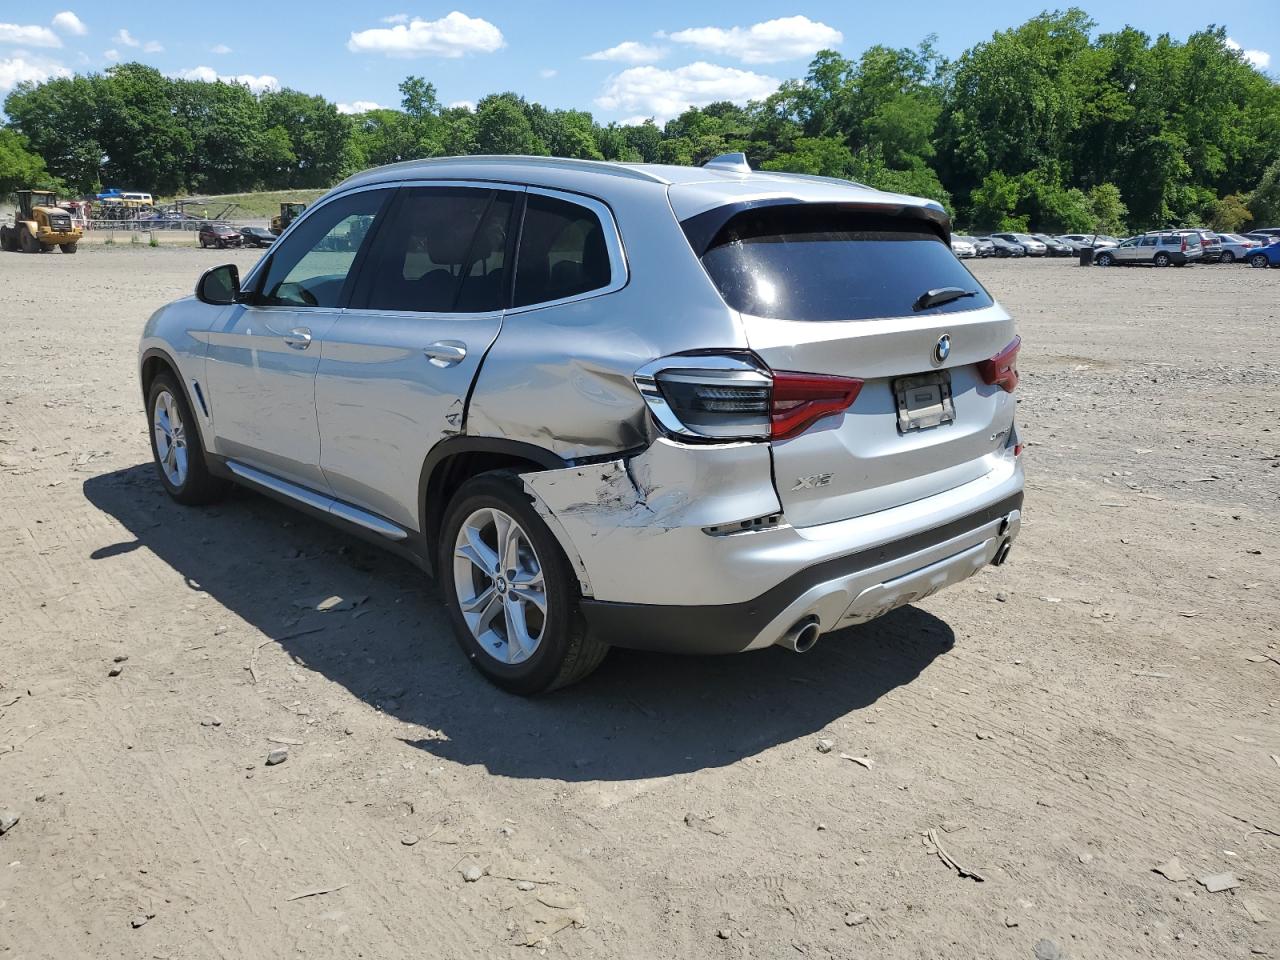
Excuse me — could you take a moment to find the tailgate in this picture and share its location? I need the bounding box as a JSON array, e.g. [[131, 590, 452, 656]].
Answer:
[[690, 202, 1020, 528]]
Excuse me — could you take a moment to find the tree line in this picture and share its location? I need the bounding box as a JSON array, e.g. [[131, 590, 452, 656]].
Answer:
[[2, 9, 1278, 233]]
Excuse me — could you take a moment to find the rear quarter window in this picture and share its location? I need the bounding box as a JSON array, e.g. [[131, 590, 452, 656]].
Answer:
[[690, 206, 993, 322]]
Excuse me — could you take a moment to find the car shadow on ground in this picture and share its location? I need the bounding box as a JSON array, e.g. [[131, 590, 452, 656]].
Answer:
[[85, 464, 955, 782]]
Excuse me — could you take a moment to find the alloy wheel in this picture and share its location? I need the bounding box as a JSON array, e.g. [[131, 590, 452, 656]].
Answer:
[[452, 507, 547, 665], [152, 389, 189, 487]]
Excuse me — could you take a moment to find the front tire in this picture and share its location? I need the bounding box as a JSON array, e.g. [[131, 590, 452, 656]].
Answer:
[[1095, 252, 1114, 267], [439, 472, 607, 694], [1250, 254, 1269, 269], [60, 243, 77, 254], [146, 372, 229, 506]]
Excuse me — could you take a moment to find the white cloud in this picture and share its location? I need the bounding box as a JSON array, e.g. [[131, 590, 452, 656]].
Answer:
[[143, 40, 163, 53], [51, 12, 88, 36], [447, 99, 475, 111], [177, 65, 280, 92], [538, 67, 557, 78], [210, 43, 232, 54], [595, 61, 779, 122], [114, 28, 139, 47], [381, 13, 409, 24], [348, 12, 504, 58], [0, 55, 71, 90], [103, 48, 119, 61], [0, 23, 63, 48], [666, 15, 842, 64], [1226, 37, 1271, 70], [337, 100, 385, 114], [584, 41, 666, 64]]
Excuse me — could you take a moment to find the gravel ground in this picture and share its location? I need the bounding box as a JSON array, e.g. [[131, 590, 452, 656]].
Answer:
[[1, 248, 1277, 959]]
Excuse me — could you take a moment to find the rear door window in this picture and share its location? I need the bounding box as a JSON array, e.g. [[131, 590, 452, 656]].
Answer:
[[350, 187, 517, 313], [512, 194, 612, 307], [691, 206, 993, 321]]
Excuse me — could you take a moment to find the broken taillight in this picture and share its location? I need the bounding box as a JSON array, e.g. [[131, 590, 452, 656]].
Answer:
[[978, 336, 1021, 393]]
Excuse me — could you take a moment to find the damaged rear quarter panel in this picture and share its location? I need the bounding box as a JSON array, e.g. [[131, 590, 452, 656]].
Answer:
[[523, 438, 781, 603]]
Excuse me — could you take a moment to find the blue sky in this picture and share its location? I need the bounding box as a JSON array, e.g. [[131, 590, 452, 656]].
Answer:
[[2, 2, 1275, 122]]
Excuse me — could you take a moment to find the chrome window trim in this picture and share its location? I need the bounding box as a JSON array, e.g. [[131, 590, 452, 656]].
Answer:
[[241, 179, 628, 315]]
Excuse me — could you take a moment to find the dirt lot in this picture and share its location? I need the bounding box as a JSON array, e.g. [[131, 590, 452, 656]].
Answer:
[[1, 248, 1277, 959]]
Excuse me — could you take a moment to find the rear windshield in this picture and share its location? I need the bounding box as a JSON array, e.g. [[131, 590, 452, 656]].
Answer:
[[693, 206, 993, 322]]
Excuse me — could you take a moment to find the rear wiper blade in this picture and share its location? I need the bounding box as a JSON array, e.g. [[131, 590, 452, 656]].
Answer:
[[913, 287, 978, 312]]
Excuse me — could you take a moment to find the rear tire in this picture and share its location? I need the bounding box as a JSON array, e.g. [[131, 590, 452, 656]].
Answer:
[[20, 227, 40, 254], [0, 226, 13, 252], [1220, 251, 1235, 264], [1250, 254, 1269, 269], [1153, 252, 1171, 267], [1095, 252, 1114, 267], [146, 372, 229, 506], [438, 471, 607, 695]]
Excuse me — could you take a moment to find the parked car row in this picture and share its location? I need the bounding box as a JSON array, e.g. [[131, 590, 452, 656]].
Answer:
[[950, 226, 1280, 267], [1094, 229, 1280, 268], [197, 223, 278, 249], [951, 232, 1122, 258]]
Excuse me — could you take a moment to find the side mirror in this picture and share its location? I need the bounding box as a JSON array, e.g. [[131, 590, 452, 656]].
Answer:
[[196, 263, 240, 305]]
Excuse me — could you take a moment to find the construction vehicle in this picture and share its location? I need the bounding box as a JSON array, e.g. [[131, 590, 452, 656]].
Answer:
[[270, 201, 307, 235], [1, 190, 83, 254]]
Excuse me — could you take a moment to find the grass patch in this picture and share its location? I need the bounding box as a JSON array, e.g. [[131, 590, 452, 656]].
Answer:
[[161, 188, 331, 220]]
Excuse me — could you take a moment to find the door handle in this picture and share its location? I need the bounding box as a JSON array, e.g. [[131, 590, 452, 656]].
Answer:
[[284, 327, 312, 350], [424, 340, 467, 367]]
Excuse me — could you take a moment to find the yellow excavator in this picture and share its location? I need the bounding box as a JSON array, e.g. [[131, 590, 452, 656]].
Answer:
[[1, 190, 82, 254], [270, 201, 307, 236]]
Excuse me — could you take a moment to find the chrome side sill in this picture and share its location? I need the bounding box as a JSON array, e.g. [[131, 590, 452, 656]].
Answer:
[[226, 460, 408, 542]]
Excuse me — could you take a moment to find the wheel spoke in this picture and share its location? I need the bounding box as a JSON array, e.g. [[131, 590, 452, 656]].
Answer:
[[460, 583, 496, 614], [456, 522, 499, 574], [512, 586, 546, 615], [504, 598, 536, 662], [465, 587, 503, 636]]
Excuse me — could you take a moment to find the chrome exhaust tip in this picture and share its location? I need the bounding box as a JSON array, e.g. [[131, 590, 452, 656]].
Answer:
[[776, 615, 821, 654], [991, 538, 1012, 567]]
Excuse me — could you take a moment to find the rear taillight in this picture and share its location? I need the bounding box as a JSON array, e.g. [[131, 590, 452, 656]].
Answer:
[[978, 336, 1021, 393], [1181, 236, 1188, 252], [770, 372, 865, 440], [634, 356, 863, 442]]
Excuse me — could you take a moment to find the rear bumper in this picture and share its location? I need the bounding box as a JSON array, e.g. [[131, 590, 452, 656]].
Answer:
[[579, 490, 1021, 654], [524, 439, 1025, 654]]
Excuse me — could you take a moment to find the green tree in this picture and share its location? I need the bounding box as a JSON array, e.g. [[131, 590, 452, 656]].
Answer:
[[1084, 183, 1128, 234], [761, 136, 855, 177], [1247, 159, 1280, 226], [261, 88, 354, 187], [475, 94, 545, 155], [0, 128, 57, 196], [1204, 193, 1252, 232]]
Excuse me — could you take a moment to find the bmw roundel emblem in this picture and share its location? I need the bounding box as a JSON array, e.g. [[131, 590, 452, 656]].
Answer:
[[933, 334, 951, 365]]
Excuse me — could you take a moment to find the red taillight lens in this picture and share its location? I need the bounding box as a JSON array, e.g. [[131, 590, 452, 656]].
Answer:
[[1181, 236, 1187, 252], [636, 358, 863, 442], [978, 336, 1021, 393], [770, 372, 864, 440]]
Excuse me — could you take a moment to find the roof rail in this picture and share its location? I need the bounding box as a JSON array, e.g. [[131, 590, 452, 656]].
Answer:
[[703, 153, 751, 174]]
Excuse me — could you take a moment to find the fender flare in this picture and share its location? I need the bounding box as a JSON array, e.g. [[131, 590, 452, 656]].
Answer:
[[139, 346, 213, 451], [417, 436, 595, 594]]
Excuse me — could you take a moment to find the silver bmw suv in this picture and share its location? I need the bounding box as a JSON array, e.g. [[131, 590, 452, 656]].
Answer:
[[139, 154, 1024, 694]]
